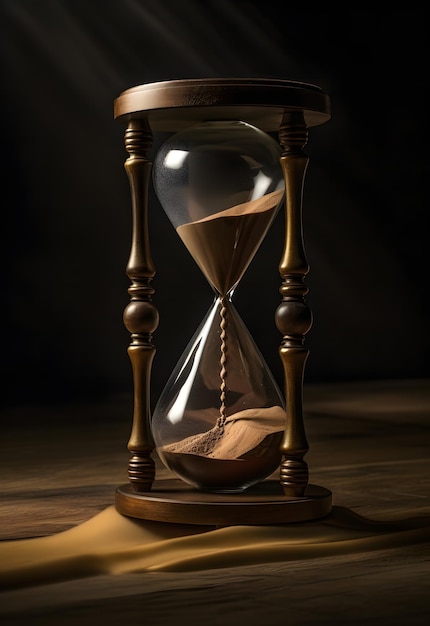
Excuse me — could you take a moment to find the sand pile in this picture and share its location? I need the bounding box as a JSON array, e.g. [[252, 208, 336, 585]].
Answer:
[[160, 405, 285, 460]]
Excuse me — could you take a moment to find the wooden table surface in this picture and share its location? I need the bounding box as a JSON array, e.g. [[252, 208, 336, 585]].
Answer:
[[1, 378, 429, 625]]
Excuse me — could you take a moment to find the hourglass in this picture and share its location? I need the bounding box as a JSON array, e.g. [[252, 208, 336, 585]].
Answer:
[[114, 79, 332, 525]]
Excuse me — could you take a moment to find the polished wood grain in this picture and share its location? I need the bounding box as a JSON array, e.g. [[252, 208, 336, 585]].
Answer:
[[115, 480, 332, 525], [113, 78, 331, 130]]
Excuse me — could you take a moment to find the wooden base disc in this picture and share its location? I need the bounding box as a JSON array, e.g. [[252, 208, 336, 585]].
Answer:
[[115, 479, 332, 526]]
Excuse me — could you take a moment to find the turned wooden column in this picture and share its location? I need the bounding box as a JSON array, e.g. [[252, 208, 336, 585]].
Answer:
[[276, 111, 312, 497], [122, 118, 158, 492]]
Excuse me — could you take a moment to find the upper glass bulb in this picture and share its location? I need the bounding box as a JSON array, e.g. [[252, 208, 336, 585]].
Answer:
[[153, 120, 285, 295]]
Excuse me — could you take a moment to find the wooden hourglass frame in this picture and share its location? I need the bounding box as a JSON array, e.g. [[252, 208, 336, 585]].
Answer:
[[114, 78, 332, 525]]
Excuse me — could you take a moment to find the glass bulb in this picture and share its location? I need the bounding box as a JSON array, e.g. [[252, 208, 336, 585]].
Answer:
[[153, 120, 284, 294]]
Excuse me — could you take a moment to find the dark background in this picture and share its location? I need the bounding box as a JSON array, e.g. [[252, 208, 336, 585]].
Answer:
[[1, 2, 428, 409]]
